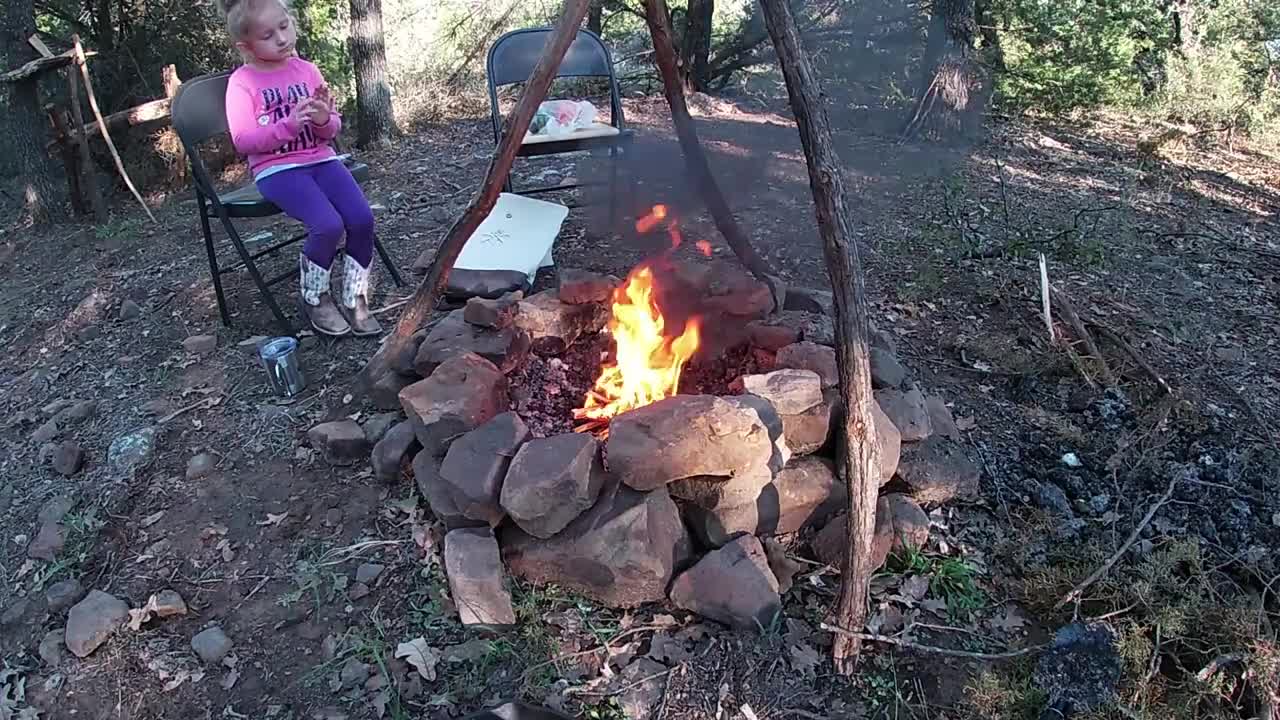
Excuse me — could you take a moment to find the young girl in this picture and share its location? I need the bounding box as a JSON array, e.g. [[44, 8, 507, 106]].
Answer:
[[217, 0, 380, 337]]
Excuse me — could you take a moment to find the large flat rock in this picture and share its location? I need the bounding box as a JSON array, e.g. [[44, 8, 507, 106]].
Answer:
[[500, 432, 605, 539], [669, 535, 781, 630], [399, 353, 508, 456]]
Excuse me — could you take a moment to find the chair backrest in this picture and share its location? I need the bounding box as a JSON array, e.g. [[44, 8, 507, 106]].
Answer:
[[171, 71, 234, 200], [486, 28, 624, 141]]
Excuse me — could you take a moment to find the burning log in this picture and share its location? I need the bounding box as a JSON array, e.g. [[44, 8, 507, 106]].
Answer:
[[758, 0, 882, 673], [356, 0, 593, 393]]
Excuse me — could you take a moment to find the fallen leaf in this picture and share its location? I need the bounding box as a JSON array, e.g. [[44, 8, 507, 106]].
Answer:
[[789, 642, 822, 675], [899, 575, 931, 603], [443, 639, 490, 664], [646, 633, 691, 665], [141, 511, 166, 528], [221, 669, 240, 690], [741, 704, 760, 720], [257, 512, 289, 526], [395, 637, 440, 682], [370, 690, 390, 718], [127, 595, 162, 631], [988, 605, 1028, 634]]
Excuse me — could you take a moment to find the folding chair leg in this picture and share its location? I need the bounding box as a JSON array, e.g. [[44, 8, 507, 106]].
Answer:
[[374, 237, 405, 287], [200, 204, 233, 327], [608, 146, 619, 235], [214, 211, 296, 337]]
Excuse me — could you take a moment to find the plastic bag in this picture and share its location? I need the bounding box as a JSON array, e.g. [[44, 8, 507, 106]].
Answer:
[[529, 100, 598, 136]]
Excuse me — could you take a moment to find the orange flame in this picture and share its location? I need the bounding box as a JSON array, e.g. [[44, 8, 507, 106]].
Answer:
[[574, 263, 701, 428], [635, 204, 668, 234], [695, 240, 713, 257]]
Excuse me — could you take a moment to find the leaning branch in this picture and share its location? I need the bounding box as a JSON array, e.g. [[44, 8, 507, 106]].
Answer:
[[820, 624, 1050, 661]]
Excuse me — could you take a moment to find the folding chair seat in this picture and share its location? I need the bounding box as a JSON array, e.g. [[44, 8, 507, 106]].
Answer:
[[171, 71, 403, 337], [487, 28, 635, 226]]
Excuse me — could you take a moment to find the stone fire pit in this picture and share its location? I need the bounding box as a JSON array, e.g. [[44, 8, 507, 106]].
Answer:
[[319, 262, 981, 630]]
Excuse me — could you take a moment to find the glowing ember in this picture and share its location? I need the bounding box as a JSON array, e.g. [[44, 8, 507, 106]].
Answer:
[[695, 240, 713, 257], [574, 263, 701, 432]]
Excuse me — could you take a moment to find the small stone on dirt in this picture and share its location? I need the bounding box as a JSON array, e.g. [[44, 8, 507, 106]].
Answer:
[[870, 347, 907, 389], [28, 520, 65, 561], [31, 419, 59, 444], [153, 589, 189, 617], [775, 342, 838, 388], [741, 369, 823, 416], [47, 441, 85, 476], [557, 268, 616, 305], [615, 658, 668, 719], [307, 420, 371, 466], [463, 291, 522, 329], [443, 527, 516, 628], [371, 421, 419, 483], [65, 590, 129, 658], [355, 563, 384, 585], [186, 452, 217, 480], [191, 625, 234, 664], [182, 334, 218, 355], [607, 395, 773, 491], [926, 395, 961, 440], [118, 299, 142, 320], [46, 578, 86, 614], [108, 426, 158, 476], [875, 387, 933, 442], [399, 353, 508, 456], [669, 535, 781, 631], [362, 412, 401, 444], [340, 657, 371, 689], [1036, 483, 1075, 518], [500, 432, 604, 538], [237, 335, 269, 349], [439, 412, 529, 526], [40, 628, 67, 667], [141, 399, 169, 417], [348, 582, 370, 601], [897, 436, 981, 506]]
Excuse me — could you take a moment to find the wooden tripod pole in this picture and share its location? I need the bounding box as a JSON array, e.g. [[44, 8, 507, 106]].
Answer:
[[641, 0, 777, 288], [356, 0, 593, 390], [757, 0, 881, 673]]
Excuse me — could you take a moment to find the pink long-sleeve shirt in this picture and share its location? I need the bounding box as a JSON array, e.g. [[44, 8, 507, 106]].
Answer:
[[225, 57, 342, 179]]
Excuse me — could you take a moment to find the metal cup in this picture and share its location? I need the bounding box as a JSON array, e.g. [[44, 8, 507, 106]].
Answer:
[[258, 336, 306, 397]]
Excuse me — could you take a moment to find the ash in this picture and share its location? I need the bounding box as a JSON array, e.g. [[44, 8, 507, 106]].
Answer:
[[509, 335, 770, 437]]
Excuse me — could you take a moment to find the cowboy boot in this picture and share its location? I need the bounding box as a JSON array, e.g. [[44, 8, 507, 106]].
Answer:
[[340, 254, 382, 336], [299, 254, 350, 336]]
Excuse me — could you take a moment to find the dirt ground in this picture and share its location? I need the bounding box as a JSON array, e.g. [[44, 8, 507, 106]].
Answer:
[[1, 88, 1279, 720]]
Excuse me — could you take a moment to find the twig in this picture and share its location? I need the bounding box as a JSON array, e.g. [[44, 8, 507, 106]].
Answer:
[[1088, 321, 1173, 395], [1039, 254, 1054, 343], [1051, 287, 1116, 386], [371, 297, 412, 316], [1054, 473, 1181, 610], [521, 624, 664, 681], [819, 624, 1049, 660], [656, 663, 680, 720], [570, 668, 673, 698], [1196, 653, 1246, 682], [157, 397, 220, 424]]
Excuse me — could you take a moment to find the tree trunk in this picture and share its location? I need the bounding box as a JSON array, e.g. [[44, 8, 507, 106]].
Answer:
[[359, 0, 593, 393], [902, 0, 987, 140], [643, 0, 777, 288], [758, 0, 881, 674], [973, 0, 1002, 71], [587, 0, 604, 35], [348, 0, 398, 149], [2, 0, 69, 222], [681, 0, 713, 92]]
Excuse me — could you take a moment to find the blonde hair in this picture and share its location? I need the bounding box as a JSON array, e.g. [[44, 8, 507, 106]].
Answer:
[[215, 0, 291, 40]]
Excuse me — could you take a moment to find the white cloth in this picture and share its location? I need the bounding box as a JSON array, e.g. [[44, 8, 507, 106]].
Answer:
[[454, 193, 567, 278]]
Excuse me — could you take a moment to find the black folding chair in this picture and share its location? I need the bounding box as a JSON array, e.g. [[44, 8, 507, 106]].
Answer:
[[171, 71, 405, 337], [487, 28, 635, 226]]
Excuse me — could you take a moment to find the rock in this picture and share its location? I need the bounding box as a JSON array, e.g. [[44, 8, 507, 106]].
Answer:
[[1, 598, 31, 627], [348, 582, 370, 601], [39, 495, 74, 525], [502, 483, 691, 608], [413, 452, 475, 529], [607, 395, 773, 491], [780, 390, 836, 456], [46, 579, 86, 614], [1034, 624, 1122, 717], [557, 268, 616, 305], [669, 535, 781, 630], [723, 395, 790, 474], [40, 628, 66, 667], [882, 493, 930, 552], [355, 563, 384, 585], [439, 412, 529, 526], [874, 400, 902, 485], [58, 400, 98, 423], [870, 347, 907, 389], [897, 437, 980, 506], [48, 441, 85, 476], [65, 590, 129, 658], [362, 412, 402, 445], [706, 278, 775, 320], [670, 465, 774, 515], [443, 528, 516, 628], [181, 334, 218, 355], [463, 291, 522, 329], [414, 310, 530, 376], [926, 395, 961, 441], [340, 657, 371, 689], [369, 370, 416, 411], [741, 369, 823, 416], [683, 457, 846, 547], [108, 427, 158, 476], [616, 658, 668, 719], [390, 329, 429, 376], [118, 299, 142, 320], [308, 420, 371, 466], [783, 286, 833, 316], [811, 497, 893, 571], [399, 353, 508, 456], [1036, 483, 1075, 518], [500, 432, 605, 539], [775, 342, 838, 388], [191, 625, 234, 664], [153, 589, 189, 617], [371, 421, 420, 483], [746, 321, 800, 352], [28, 520, 65, 561], [185, 452, 217, 480], [513, 290, 609, 355], [762, 538, 804, 594], [31, 419, 59, 444], [140, 399, 169, 417], [874, 387, 933, 442], [237, 335, 269, 350]]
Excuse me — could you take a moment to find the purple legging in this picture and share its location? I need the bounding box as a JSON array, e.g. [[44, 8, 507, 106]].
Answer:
[[256, 160, 375, 269]]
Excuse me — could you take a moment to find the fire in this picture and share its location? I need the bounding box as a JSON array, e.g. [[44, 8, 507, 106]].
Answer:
[[574, 264, 701, 432]]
